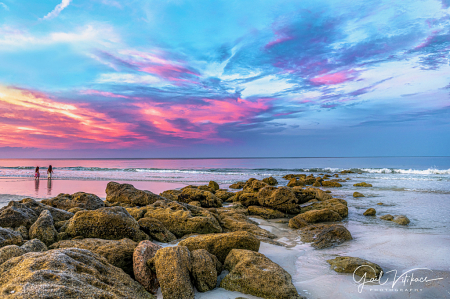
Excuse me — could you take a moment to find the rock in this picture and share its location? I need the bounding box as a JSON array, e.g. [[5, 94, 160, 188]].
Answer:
[[0, 201, 38, 228], [340, 170, 354, 174], [312, 181, 321, 187], [0, 227, 23, 248], [353, 192, 365, 197], [393, 215, 410, 225], [153, 246, 194, 299], [380, 214, 394, 221], [189, 201, 202, 207], [235, 192, 259, 207], [290, 187, 316, 204], [248, 206, 285, 219], [41, 192, 105, 211], [229, 181, 245, 189], [138, 217, 177, 242], [363, 208, 376, 216], [353, 182, 373, 187], [0, 248, 155, 298], [106, 181, 165, 207], [258, 186, 300, 214], [303, 187, 333, 201], [289, 209, 342, 228], [321, 181, 342, 187], [262, 177, 278, 186], [300, 198, 348, 218], [216, 208, 276, 239], [29, 210, 57, 246], [133, 241, 162, 294], [50, 238, 138, 276], [20, 239, 47, 253], [208, 181, 220, 191], [19, 198, 74, 223], [67, 207, 85, 213], [65, 206, 149, 242], [178, 231, 260, 263], [299, 224, 352, 249], [177, 188, 222, 208], [0, 245, 24, 265], [377, 202, 383, 205], [220, 249, 302, 299], [138, 200, 222, 238], [160, 189, 182, 201], [215, 190, 235, 201], [14, 226, 28, 240], [327, 256, 383, 279], [243, 179, 268, 193], [287, 178, 305, 187], [191, 249, 220, 292]]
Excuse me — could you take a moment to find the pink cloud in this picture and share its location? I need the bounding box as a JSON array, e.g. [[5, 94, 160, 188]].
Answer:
[[310, 70, 355, 85]]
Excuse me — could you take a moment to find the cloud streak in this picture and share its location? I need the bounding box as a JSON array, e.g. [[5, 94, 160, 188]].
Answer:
[[42, 0, 72, 20]]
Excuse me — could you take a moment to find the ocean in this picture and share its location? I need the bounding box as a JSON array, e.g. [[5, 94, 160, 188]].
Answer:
[[0, 157, 449, 298]]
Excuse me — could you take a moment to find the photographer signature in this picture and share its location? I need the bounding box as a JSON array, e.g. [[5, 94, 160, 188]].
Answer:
[[353, 266, 444, 293]]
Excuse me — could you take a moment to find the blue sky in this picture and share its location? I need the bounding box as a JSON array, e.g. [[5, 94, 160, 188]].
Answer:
[[0, 0, 449, 157]]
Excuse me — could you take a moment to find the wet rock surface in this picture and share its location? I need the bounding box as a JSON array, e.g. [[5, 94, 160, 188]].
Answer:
[[190, 249, 220, 292], [41, 192, 105, 211], [0, 228, 23, 248], [28, 210, 57, 246], [327, 256, 383, 279], [106, 182, 165, 207], [137, 217, 177, 242], [133, 240, 162, 294], [289, 209, 342, 228], [248, 205, 285, 219], [299, 224, 353, 249], [363, 208, 376, 216], [177, 187, 222, 208]]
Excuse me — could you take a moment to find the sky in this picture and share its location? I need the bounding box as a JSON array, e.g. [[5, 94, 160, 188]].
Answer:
[[0, 0, 449, 158]]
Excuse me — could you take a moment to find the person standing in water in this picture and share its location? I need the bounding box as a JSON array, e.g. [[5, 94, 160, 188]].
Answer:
[[47, 165, 53, 179], [34, 166, 40, 179]]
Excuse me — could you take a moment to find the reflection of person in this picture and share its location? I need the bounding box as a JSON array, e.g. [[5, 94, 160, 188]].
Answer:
[[34, 166, 40, 179], [47, 178, 52, 196], [47, 165, 53, 179]]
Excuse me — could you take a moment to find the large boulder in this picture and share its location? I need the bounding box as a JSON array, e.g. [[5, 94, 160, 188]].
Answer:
[[0, 239, 47, 265], [229, 181, 245, 189], [393, 215, 410, 225], [300, 198, 348, 218], [290, 187, 316, 204], [133, 241, 162, 294], [177, 188, 222, 208], [353, 192, 365, 198], [41, 192, 105, 211], [106, 182, 165, 207], [299, 224, 352, 249], [29, 210, 57, 246], [216, 208, 276, 239], [208, 181, 220, 191], [243, 179, 268, 193], [289, 209, 342, 229], [20, 239, 47, 253], [0, 228, 23, 248], [327, 256, 383, 279], [303, 187, 333, 201], [258, 186, 301, 214], [220, 249, 302, 299], [215, 190, 235, 201], [19, 198, 74, 222], [248, 206, 285, 219], [363, 208, 376, 216], [133, 200, 222, 238], [287, 178, 305, 187], [153, 246, 194, 299], [235, 192, 259, 207], [50, 238, 138, 276], [159, 189, 182, 201], [191, 249, 221, 292], [262, 177, 278, 186], [65, 206, 149, 242], [178, 231, 260, 263], [0, 248, 155, 298], [0, 201, 38, 228], [137, 217, 177, 242]]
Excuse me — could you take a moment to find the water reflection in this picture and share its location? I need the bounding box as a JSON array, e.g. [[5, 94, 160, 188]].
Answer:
[[34, 178, 40, 196], [47, 179, 52, 196]]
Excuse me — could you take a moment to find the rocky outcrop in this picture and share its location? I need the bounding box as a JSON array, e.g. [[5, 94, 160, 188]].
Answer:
[[20, 239, 47, 253], [262, 177, 278, 186], [229, 181, 245, 189], [208, 181, 220, 191], [353, 192, 365, 197], [0, 239, 47, 266], [220, 249, 302, 299], [29, 210, 57, 246], [243, 179, 268, 193], [41, 192, 105, 211], [160, 189, 182, 201], [178, 231, 260, 263], [106, 182, 165, 207], [0, 248, 155, 298], [353, 182, 373, 187], [133, 241, 162, 294], [234, 192, 259, 207], [258, 186, 301, 214], [137, 217, 177, 242], [287, 178, 305, 187], [289, 209, 342, 228], [363, 208, 376, 216], [50, 238, 138, 276], [19, 198, 74, 222], [327, 256, 383, 279], [0, 228, 23, 248], [191, 249, 221, 292], [215, 190, 235, 201], [303, 187, 333, 201], [248, 206, 285, 219], [300, 198, 348, 218], [0, 201, 38, 228], [153, 246, 194, 299], [321, 181, 342, 187], [177, 188, 222, 208], [65, 206, 149, 242], [299, 224, 352, 249], [393, 215, 410, 225]]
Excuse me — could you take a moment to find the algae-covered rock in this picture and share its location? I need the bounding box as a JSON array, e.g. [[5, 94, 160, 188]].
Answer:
[[153, 246, 194, 299], [0, 248, 155, 298], [300, 198, 348, 218], [138, 217, 176, 242], [289, 209, 342, 229], [208, 181, 220, 191], [393, 215, 410, 225], [353, 182, 373, 187], [160, 189, 182, 201], [257, 186, 300, 214], [41, 192, 105, 211], [20, 239, 47, 253], [216, 208, 276, 239], [49, 238, 138, 276], [106, 181, 165, 207], [19, 198, 74, 223], [220, 249, 302, 299], [215, 190, 235, 201], [29, 210, 57, 246], [380, 214, 394, 221], [177, 188, 222, 208], [235, 192, 259, 207], [353, 192, 365, 198], [229, 181, 245, 189], [0, 201, 38, 228], [178, 231, 260, 263], [0, 227, 23, 248], [248, 206, 285, 219], [262, 177, 278, 186], [243, 179, 268, 193], [14, 226, 28, 240], [0, 245, 24, 265], [363, 208, 376, 216], [287, 178, 305, 187], [321, 181, 342, 187], [327, 256, 383, 279], [303, 187, 333, 201], [133, 241, 162, 294], [191, 249, 220, 292], [299, 224, 352, 249], [65, 206, 149, 242]]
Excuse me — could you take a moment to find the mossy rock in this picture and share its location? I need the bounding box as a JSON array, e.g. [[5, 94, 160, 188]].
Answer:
[[262, 177, 278, 186], [106, 181, 165, 207], [363, 208, 376, 216], [353, 192, 365, 197], [353, 182, 373, 187], [248, 206, 285, 219], [289, 209, 342, 229], [321, 181, 342, 187], [41, 192, 104, 211], [327, 256, 383, 279], [299, 224, 352, 249], [258, 186, 300, 214]]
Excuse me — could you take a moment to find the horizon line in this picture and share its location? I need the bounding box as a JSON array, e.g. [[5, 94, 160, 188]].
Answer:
[[0, 156, 449, 160]]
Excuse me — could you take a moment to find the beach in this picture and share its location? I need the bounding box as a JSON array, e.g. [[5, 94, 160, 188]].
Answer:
[[0, 157, 449, 298]]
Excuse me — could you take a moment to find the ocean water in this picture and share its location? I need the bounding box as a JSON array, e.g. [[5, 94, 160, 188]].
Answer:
[[1, 157, 449, 298]]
